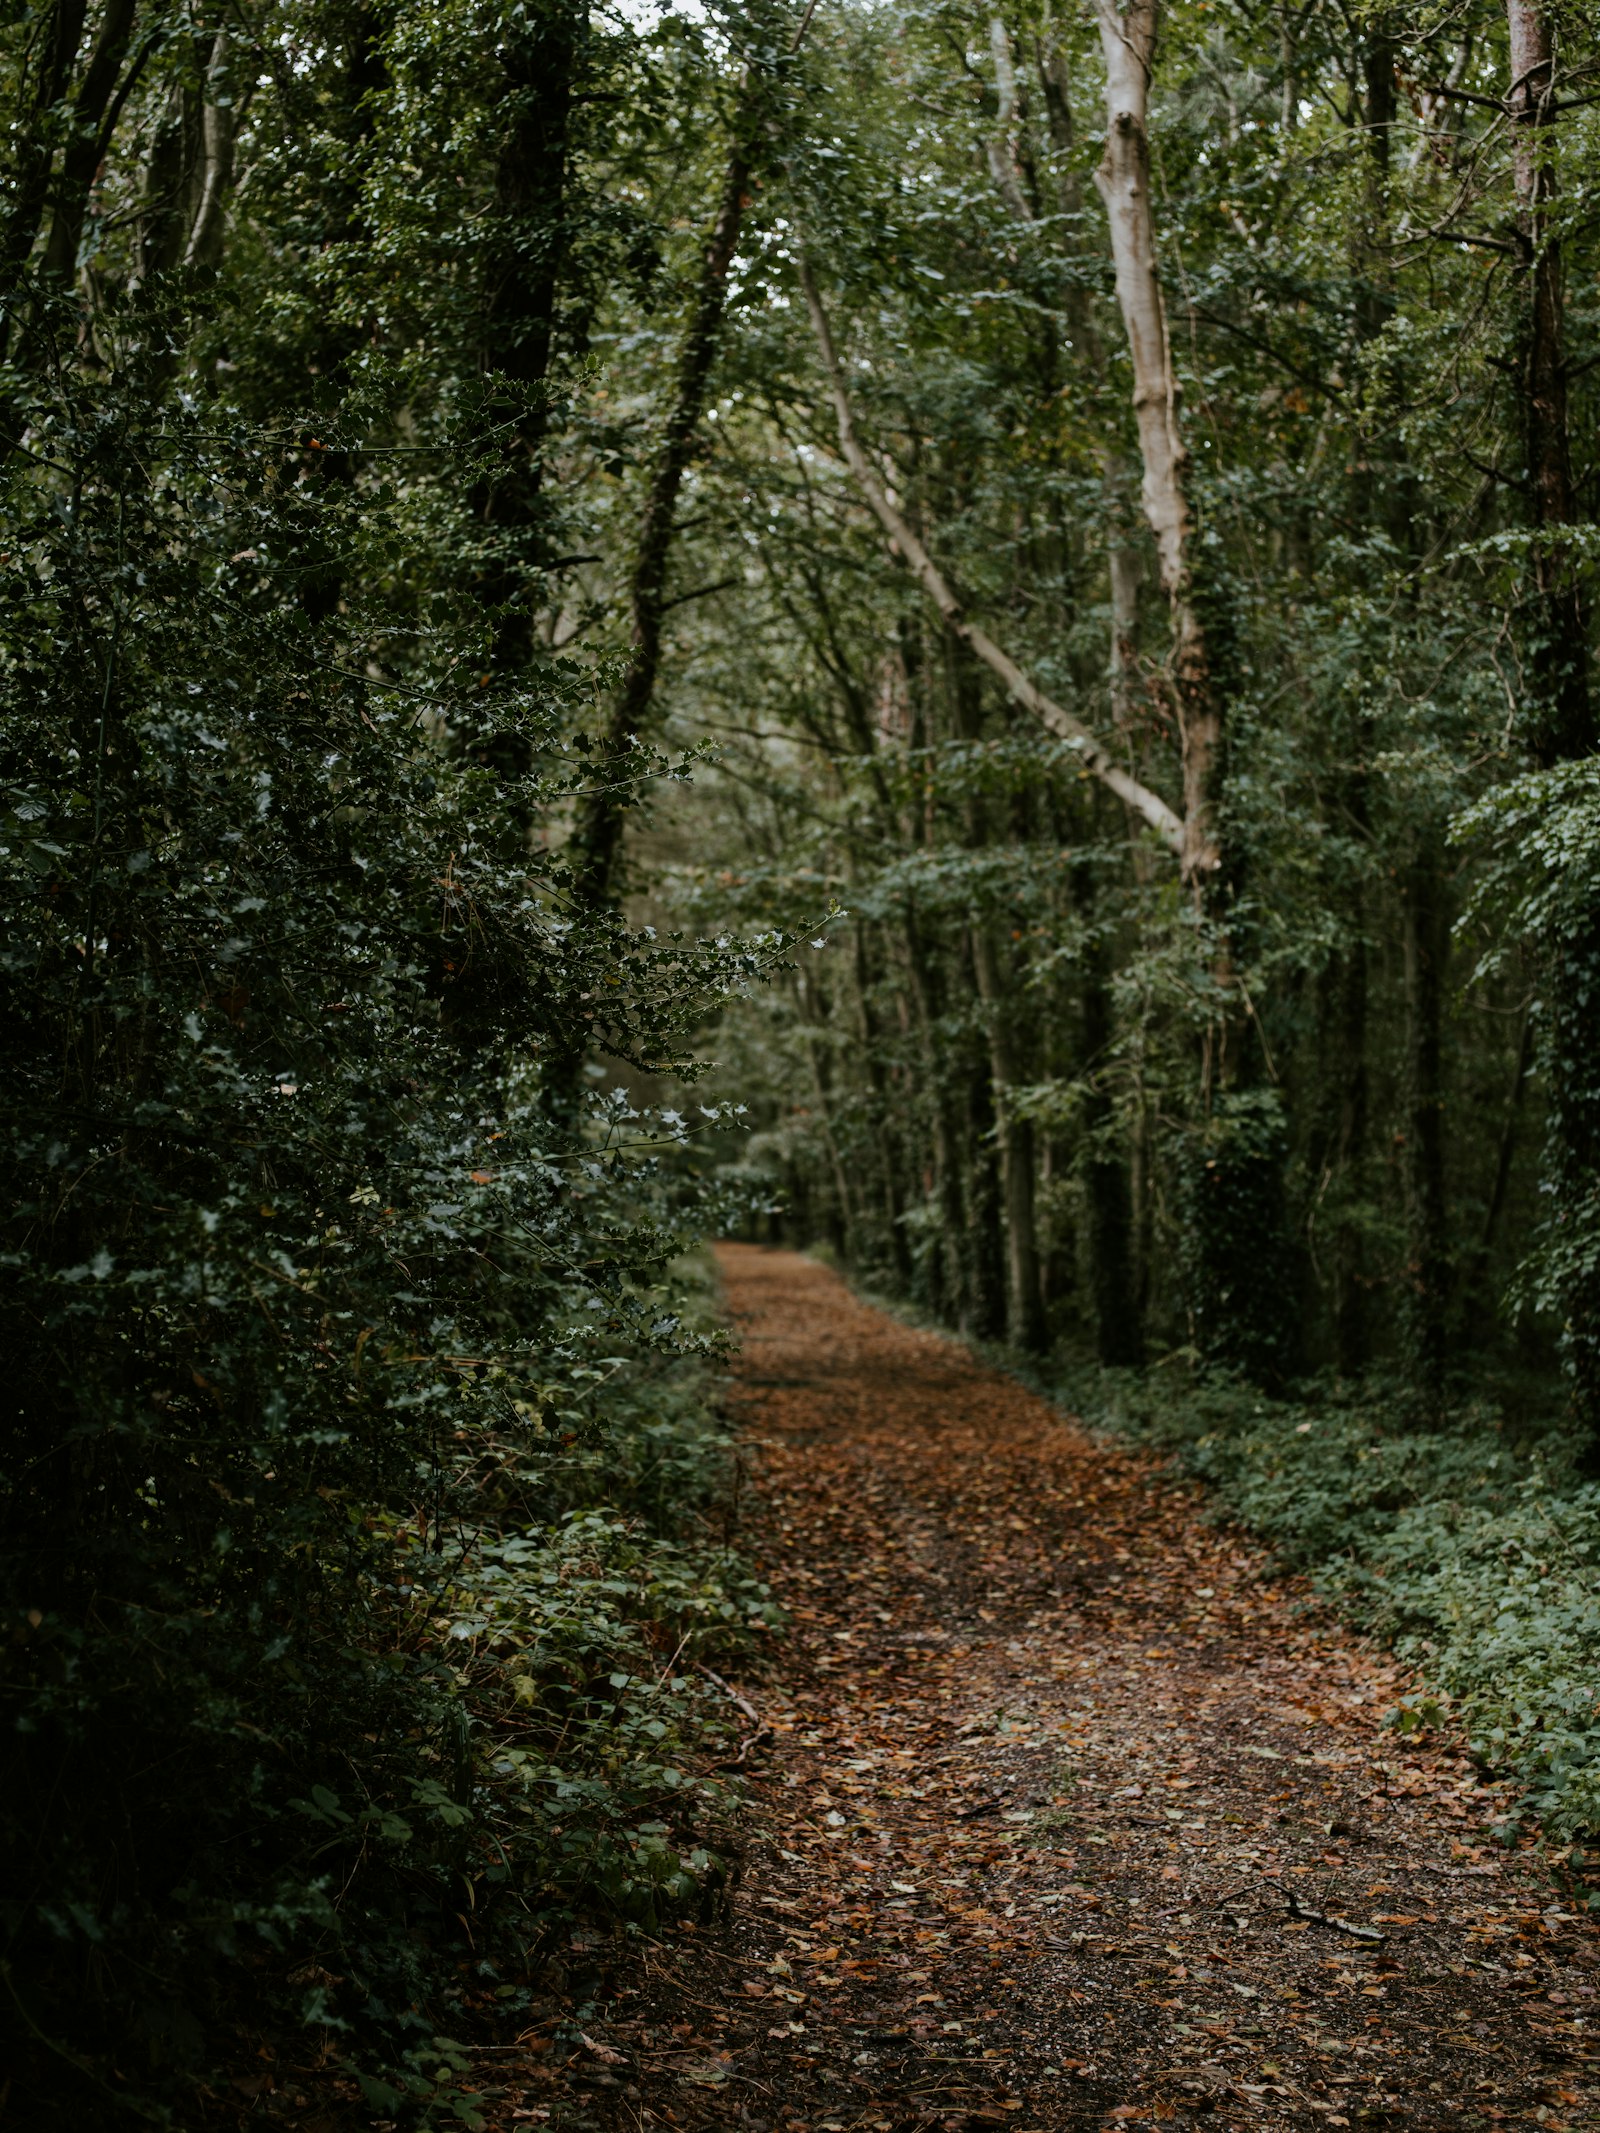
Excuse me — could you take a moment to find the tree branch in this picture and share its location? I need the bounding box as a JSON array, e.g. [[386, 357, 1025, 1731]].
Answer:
[[660, 574, 742, 612], [797, 257, 1185, 857]]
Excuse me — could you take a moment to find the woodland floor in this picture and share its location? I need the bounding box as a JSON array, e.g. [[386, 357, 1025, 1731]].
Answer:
[[517, 1246, 1600, 2133]]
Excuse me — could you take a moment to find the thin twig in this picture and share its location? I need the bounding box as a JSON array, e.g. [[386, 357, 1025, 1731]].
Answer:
[[698, 1662, 764, 1727], [1285, 1891, 1385, 1943]]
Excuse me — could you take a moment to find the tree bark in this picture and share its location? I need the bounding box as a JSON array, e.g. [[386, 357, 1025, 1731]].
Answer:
[[1077, 851, 1144, 1364], [1323, 23, 1394, 1376], [1006, 31, 1147, 1357], [945, 626, 1047, 1350], [797, 972, 857, 1255], [994, 42, 1151, 835], [1332, 808, 1371, 1376], [0, 0, 89, 338], [962, 980, 1009, 1343], [570, 118, 753, 905], [1401, 842, 1450, 1410], [471, 0, 582, 671], [37, 0, 142, 290], [1105, 461, 1145, 736], [1036, 34, 1078, 214], [1091, 0, 1219, 888], [854, 920, 913, 1286], [1093, 0, 1296, 1381], [985, 19, 1033, 222], [970, 922, 1047, 1351], [181, 31, 237, 273], [1469, 1003, 1532, 1309], [902, 903, 971, 1323], [1506, 0, 1592, 762], [137, 73, 200, 287]]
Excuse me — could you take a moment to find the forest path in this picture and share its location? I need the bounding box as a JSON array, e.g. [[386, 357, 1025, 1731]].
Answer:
[[574, 1246, 1600, 2133]]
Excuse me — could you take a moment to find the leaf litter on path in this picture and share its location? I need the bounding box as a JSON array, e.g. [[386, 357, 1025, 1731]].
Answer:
[[508, 1247, 1600, 2133]]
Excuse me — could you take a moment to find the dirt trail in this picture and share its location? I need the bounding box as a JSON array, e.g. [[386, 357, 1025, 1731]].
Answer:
[[572, 1246, 1600, 2132]]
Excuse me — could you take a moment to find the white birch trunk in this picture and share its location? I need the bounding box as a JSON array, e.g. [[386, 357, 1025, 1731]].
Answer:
[[985, 19, 1034, 222], [184, 32, 237, 271], [1091, 0, 1219, 884]]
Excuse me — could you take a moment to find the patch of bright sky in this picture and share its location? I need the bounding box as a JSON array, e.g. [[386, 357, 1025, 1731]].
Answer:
[[607, 0, 708, 26]]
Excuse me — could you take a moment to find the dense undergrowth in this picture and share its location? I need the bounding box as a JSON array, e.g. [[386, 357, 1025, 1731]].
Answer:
[[0, 363, 783, 2127], [1059, 1363, 1600, 1864]]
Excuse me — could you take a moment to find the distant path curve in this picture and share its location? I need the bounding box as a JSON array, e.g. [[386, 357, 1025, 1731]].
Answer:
[[578, 1246, 1598, 2133]]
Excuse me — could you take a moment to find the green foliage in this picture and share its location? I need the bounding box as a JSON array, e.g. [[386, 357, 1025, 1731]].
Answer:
[[1176, 1089, 1297, 1384], [0, 0, 819, 2100], [664, 0, 1575, 1390], [1459, 762, 1600, 1440], [0, 340, 780, 2116], [6, 0, 1600, 2099]]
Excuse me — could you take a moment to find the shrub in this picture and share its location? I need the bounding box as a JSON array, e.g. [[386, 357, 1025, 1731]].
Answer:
[[0, 363, 780, 2120]]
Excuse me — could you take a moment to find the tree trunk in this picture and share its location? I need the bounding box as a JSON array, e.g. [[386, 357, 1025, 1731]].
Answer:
[[1349, 16, 1395, 531], [902, 903, 970, 1323], [138, 76, 200, 286], [945, 622, 1047, 1351], [1466, 1004, 1532, 1317], [899, 620, 974, 1325], [473, 0, 582, 672], [1010, 32, 1146, 1359], [1077, 851, 1144, 1365], [571, 121, 753, 905], [1507, 0, 1592, 762], [970, 923, 1047, 1351], [962, 998, 1009, 1343], [1355, 21, 1450, 1400], [1037, 34, 1079, 215], [37, 0, 142, 291], [1091, 0, 1219, 888], [1105, 458, 1145, 736], [1401, 842, 1450, 1410], [855, 921, 912, 1286], [985, 18, 1034, 222], [1093, 0, 1296, 1381], [281, 12, 388, 626], [0, 0, 90, 337], [797, 975, 858, 1256], [1323, 26, 1393, 1378], [181, 32, 238, 273], [1332, 830, 1371, 1377], [801, 260, 1185, 855]]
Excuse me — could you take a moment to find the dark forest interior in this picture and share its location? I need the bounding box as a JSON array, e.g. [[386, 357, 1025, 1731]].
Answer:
[[3, 0, 1600, 2121]]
